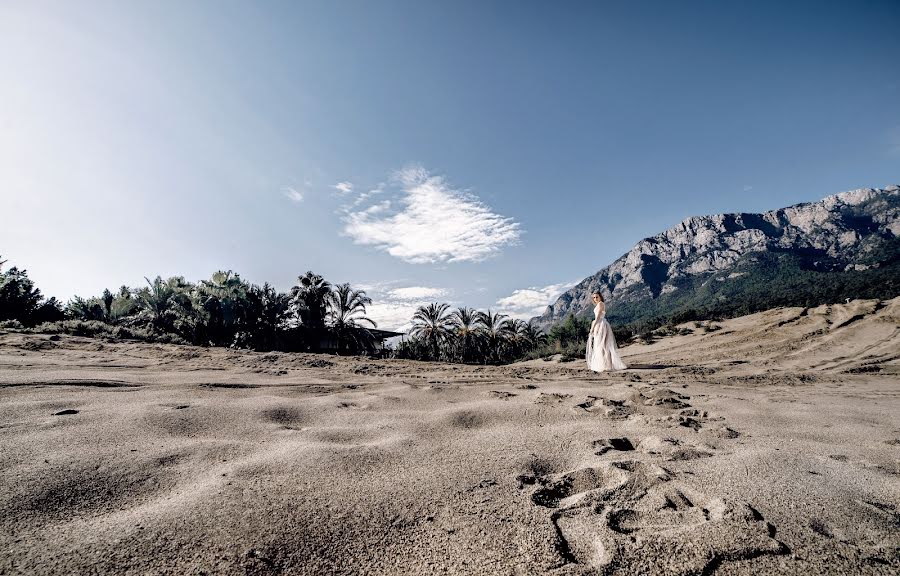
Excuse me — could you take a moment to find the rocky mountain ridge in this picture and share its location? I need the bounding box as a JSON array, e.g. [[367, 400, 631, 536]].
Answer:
[[532, 185, 900, 330]]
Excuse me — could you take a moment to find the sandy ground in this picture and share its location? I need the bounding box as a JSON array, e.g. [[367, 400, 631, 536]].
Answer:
[[1, 298, 898, 575]]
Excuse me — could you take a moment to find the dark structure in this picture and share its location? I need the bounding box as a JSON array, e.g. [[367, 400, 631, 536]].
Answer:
[[318, 328, 405, 356]]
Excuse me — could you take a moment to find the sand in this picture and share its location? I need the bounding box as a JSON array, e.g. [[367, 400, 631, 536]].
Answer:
[[1, 298, 898, 575]]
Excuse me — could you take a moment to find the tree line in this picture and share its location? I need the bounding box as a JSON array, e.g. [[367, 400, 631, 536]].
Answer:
[[0, 255, 551, 363], [396, 303, 547, 363], [0, 257, 380, 354]]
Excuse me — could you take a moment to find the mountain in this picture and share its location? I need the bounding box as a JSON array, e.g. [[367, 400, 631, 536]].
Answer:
[[532, 185, 900, 331]]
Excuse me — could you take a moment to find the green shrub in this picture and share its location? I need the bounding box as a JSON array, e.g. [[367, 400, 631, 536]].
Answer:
[[657, 324, 678, 337], [638, 330, 656, 344], [558, 341, 586, 363], [520, 348, 552, 361], [29, 320, 188, 344], [31, 321, 64, 334]]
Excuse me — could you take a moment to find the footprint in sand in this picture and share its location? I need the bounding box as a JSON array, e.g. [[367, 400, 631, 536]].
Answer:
[[593, 436, 714, 462], [576, 396, 636, 420], [592, 437, 636, 455], [654, 407, 729, 434], [639, 388, 692, 410], [535, 392, 573, 404], [525, 460, 787, 575], [626, 388, 740, 439], [261, 406, 307, 430], [640, 436, 715, 461]]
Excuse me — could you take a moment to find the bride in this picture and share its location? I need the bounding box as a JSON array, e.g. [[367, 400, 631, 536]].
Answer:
[[586, 291, 627, 372]]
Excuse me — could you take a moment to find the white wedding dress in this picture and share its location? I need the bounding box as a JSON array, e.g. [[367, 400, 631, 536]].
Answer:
[[586, 302, 627, 372]]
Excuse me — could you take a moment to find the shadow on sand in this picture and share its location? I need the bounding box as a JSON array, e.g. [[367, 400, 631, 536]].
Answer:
[[625, 363, 680, 370]]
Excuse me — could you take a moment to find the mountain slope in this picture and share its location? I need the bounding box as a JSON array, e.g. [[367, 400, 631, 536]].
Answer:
[[533, 185, 900, 331], [624, 296, 900, 376]]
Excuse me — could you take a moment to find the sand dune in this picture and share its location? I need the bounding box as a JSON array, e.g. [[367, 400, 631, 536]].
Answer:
[[1, 298, 898, 574]]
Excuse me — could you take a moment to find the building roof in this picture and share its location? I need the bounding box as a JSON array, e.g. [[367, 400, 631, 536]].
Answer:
[[367, 328, 406, 339]]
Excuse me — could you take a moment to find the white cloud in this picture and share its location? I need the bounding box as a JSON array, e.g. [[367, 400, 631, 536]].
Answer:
[[354, 281, 452, 332], [742, 185, 753, 192], [332, 181, 354, 195], [365, 301, 420, 333], [494, 281, 577, 320], [282, 186, 304, 203], [340, 165, 522, 264], [388, 286, 448, 300]]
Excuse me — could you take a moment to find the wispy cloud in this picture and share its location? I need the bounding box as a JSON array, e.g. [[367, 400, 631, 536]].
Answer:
[[494, 281, 577, 320], [282, 186, 304, 203], [345, 183, 385, 210], [340, 165, 522, 264], [332, 181, 354, 195], [742, 185, 753, 192]]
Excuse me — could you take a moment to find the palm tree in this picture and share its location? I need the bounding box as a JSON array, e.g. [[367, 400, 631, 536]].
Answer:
[[450, 307, 480, 363], [245, 282, 291, 350], [476, 309, 510, 364], [394, 335, 430, 361], [326, 283, 376, 354], [109, 286, 138, 322], [134, 276, 195, 337], [523, 320, 548, 351], [497, 319, 546, 361], [410, 302, 455, 361], [196, 270, 251, 346], [290, 271, 332, 331], [501, 318, 529, 360], [66, 296, 106, 321]]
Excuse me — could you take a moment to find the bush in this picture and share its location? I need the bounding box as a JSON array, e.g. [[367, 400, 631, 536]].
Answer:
[[30, 321, 64, 334], [657, 324, 678, 337], [638, 330, 656, 344], [558, 341, 586, 363], [0, 319, 25, 330], [612, 325, 635, 345], [30, 320, 188, 344], [520, 347, 557, 361]]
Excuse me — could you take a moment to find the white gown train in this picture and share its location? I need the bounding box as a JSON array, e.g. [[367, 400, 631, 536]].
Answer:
[[586, 303, 627, 372]]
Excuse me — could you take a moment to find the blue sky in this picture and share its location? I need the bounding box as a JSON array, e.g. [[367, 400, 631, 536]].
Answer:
[[1, 0, 898, 329]]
